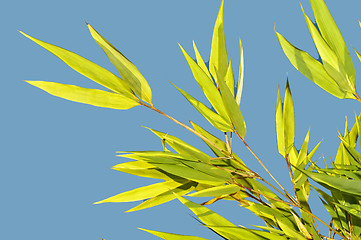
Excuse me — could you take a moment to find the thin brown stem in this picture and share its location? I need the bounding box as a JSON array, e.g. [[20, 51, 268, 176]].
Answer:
[[234, 131, 295, 204], [285, 154, 299, 204], [140, 102, 227, 155]]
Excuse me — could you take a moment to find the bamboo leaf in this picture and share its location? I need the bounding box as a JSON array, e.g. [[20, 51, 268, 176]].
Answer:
[[112, 161, 176, 180], [87, 24, 153, 105], [225, 60, 235, 96], [301, 5, 351, 92], [276, 31, 352, 99], [26, 81, 139, 109], [20, 31, 134, 98], [179, 44, 229, 119], [216, 69, 247, 138], [172, 83, 232, 132], [304, 170, 361, 196], [193, 41, 212, 80], [145, 127, 212, 164], [276, 87, 285, 157], [139, 228, 209, 240], [94, 181, 183, 204], [209, 0, 228, 81], [236, 38, 244, 106], [310, 0, 355, 84], [127, 182, 196, 212], [283, 80, 295, 154], [176, 195, 262, 240], [188, 184, 242, 197]]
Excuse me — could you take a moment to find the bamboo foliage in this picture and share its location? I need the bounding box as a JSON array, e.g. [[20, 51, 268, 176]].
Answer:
[[22, 0, 361, 239]]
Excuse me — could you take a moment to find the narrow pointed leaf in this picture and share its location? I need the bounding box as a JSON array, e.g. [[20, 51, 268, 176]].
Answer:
[[179, 44, 229, 119], [172, 83, 232, 132], [188, 184, 241, 197], [176, 195, 261, 240], [236, 38, 244, 106], [301, 6, 351, 92], [139, 228, 209, 240], [20, 31, 134, 98], [193, 41, 212, 80], [127, 182, 196, 212], [94, 181, 183, 204], [276, 87, 285, 156], [209, 0, 228, 81], [304, 170, 361, 196], [283, 80, 295, 154], [225, 60, 235, 96], [216, 70, 246, 137], [276, 31, 352, 99], [87, 24, 152, 104], [26, 81, 139, 109], [145, 127, 212, 163], [310, 0, 355, 84]]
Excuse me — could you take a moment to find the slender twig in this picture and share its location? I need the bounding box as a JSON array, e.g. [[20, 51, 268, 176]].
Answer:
[[140, 102, 227, 155], [285, 154, 299, 204], [234, 131, 296, 204], [300, 207, 345, 239]]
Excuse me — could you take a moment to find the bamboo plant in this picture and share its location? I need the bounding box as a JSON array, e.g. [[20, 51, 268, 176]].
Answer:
[[22, 0, 361, 239]]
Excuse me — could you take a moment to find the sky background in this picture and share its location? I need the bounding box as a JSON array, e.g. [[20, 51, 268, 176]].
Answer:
[[3, 0, 361, 239]]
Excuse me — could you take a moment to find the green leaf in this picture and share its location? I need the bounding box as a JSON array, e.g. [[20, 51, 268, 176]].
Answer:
[[87, 24, 153, 105], [112, 160, 176, 180], [139, 228, 209, 240], [94, 181, 183, 204], [176, 195, 262, 240], [335, 203, 361, 220], [276, 31, 352, 99], [304, 170, 361, 196], [283, 80, 295, 154], [150, 163, 227, 185], [225, 60, 235, 96], [20, 31, 134, 98], [276, 87, 285, 157], [310, 0, 355, 84], [193, 41, 212, 80], [172, 83, 232, 132], [188, 184, 241, 197], [127, 182, 196, 212], [216, 69, 247, 138], [236, 38, 244, 106], [26, 81, 140, 109], [209, 0, 228, 81], [301, 5, 351, 92], [146, 127, 212, 164], [179, 44, 229, 120]]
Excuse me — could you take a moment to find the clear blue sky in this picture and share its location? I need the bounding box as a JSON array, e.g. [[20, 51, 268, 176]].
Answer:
[[3, 0, 361, 239]]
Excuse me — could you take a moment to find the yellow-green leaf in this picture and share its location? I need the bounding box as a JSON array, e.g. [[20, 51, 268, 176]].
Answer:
[[301, 5, 351, 92], [20, 31, 134, 98], [26, 81, 139, 109], [127, 182, 196, 212], [310, 0, 355, 84], [87, 24, 153, 105], [139, 228, 209, 240], [276, 86, 285, 157], [276, 31, 352, 99], [188, 184, 241, 197], [179, 44, 229, 119], [193, 41, 212, 80], [216, 69, 247, 138], [172, 83, 232, 132], [209, 0, 228, 81], [236, 38, 244, 106], [225, 60, 235, 96], [94, 181, 183, 204], [283, 80, 295, 153]]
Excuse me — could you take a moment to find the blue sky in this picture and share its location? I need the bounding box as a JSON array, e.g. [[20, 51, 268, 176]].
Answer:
[[3, 0, 361, 239]]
